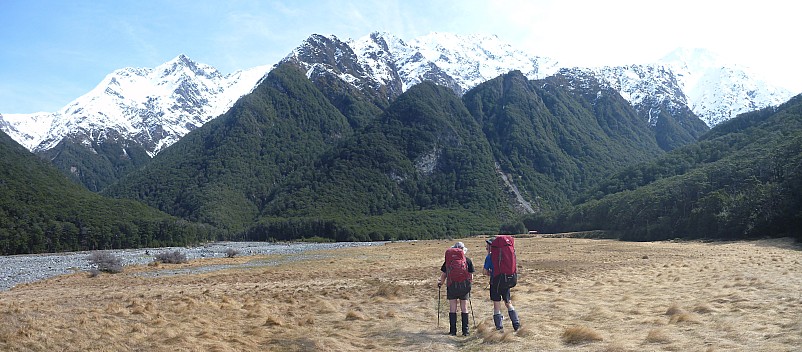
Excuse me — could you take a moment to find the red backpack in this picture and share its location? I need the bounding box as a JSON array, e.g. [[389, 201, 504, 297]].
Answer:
[[445, 247, 471, 285], [491, 235, 517, 277]]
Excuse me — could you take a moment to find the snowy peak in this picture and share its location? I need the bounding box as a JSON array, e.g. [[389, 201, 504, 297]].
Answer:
[[286, 31, 562, 100], [658, 48, 794, 126], [384, 31, 561, 94], [578, 64, 689, 126], [661, 48, 722, 73], [3, 55, 270, 156], [156, 54, 222, 80], [0, 112, 56, 150]]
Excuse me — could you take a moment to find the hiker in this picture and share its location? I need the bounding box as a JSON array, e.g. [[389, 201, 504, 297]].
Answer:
[[437, 242, 475, 336], [484, 236, 521, 331]]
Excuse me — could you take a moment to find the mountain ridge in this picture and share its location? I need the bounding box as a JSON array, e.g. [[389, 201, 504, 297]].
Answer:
[[3, 54, 270, 156], [0, 32, 794, 192]]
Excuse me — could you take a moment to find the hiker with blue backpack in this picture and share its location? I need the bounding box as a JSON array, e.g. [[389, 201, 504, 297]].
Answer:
[[484, 235, 521, 331], [437, 242, 475, 336]]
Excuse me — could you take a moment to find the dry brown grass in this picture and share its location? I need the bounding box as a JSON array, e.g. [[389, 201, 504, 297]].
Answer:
[[1, 237, 801, 351], [562, 325, 604, 344], [645, 328, 672, 344]]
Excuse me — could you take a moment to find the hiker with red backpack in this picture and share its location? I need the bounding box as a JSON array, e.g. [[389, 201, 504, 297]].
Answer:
[[483, 235, 521, 331], [437, 242, 475, 336]]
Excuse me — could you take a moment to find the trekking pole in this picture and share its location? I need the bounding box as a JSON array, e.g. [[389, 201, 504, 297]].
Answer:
[[437, 284, 441, 328], [469, 296, 477, 330]]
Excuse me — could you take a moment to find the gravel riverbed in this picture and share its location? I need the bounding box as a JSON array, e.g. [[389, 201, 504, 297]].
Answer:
[[0, 241, 386, 291]]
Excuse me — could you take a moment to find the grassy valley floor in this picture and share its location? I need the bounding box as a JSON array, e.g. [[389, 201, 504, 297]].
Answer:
[[1, 237, 801, 351]]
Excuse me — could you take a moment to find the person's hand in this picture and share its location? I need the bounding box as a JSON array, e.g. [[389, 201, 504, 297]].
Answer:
[[437, 280, 442, 288]]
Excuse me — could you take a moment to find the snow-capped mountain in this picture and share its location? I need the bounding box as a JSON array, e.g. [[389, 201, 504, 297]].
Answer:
[[282, 32, 562, 102], [285, 33, 793, 129], [0, 111, 56, 150], [1, 54, 270, 156], [569, 64, 690, 126], [659, 48, 794, 126], [2, 33, 795, 160]]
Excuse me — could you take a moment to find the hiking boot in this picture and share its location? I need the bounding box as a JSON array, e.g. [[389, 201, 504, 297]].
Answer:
[[508, 309, 520, 331], [461, 312, 470, 336], [448, 313, 457, 336], [493, 313, 504, 331]]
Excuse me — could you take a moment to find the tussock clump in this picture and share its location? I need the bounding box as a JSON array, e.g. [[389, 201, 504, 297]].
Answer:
[[372, 282, 402, 298], [154, 250, 187, 264], [317, 300, 337, 314], [561, 325, 603, 345], [476, 320, 494, 336], [345, 310, 366, 321], [264, 315, 284, 327], [297, 315, 315, 326], [476, 321, 509, 343], [514, 324, 533, 337], [88, 251, 123, 274], [665, 303, 684, 316], [481, 329, 514, 343], [645, 329, 671, 344]]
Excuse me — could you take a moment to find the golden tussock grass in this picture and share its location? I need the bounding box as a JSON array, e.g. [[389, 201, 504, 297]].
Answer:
[[344, 310, 367, 321], [1, 237, 801, 351], [561, 325, 603, 345], [645, 328, 672, 344]]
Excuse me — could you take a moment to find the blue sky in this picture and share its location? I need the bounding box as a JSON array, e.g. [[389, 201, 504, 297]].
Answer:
[[2, 0, 800, 113]]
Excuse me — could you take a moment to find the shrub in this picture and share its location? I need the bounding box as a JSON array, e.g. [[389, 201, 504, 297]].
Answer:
[[154, 250, 188, 264], [225, 248, 240, 258], [88, 251, 123, 274]]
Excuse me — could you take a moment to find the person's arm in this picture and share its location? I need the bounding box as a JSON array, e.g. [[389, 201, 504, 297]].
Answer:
[[483, 255, 492, 276], [438, 262, 447, 287]]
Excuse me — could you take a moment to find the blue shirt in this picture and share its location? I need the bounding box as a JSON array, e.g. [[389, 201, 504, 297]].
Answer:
[[483, 254, 493, 277]]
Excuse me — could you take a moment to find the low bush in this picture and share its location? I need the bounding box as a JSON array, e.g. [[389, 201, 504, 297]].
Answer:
[[87, 251, 123, 274], [154, 250, 188, 264], [225, 248, 240, 258]]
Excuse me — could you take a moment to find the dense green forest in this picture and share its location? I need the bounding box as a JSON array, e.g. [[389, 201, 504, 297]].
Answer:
[[0, 130, 225, 255], [525, 95, 802, 241], [39, 137, 152, 192], [249, 81, 509, 240], [464, 71, 669, 208]]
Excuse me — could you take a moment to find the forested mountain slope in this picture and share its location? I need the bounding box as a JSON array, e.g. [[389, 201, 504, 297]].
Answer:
[[464, 71, 666, 208], [528, 95, 802, 241], [0, 130, 221, 255]]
